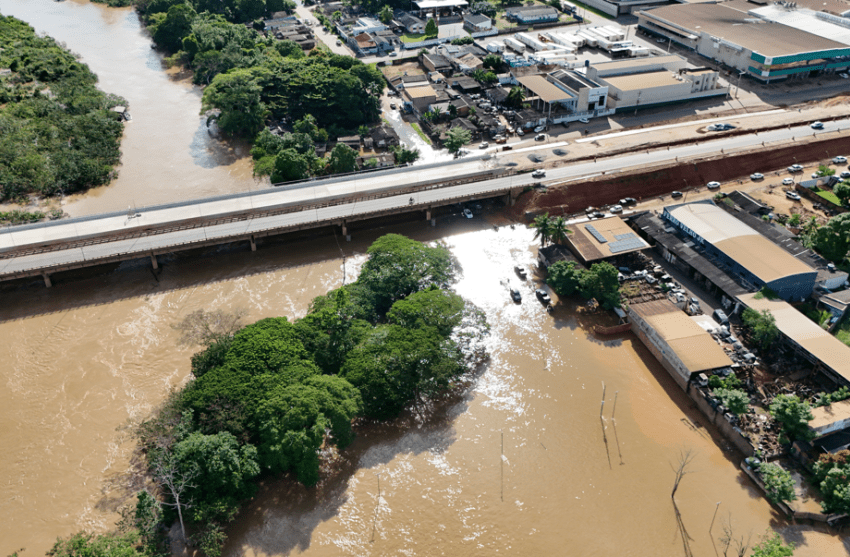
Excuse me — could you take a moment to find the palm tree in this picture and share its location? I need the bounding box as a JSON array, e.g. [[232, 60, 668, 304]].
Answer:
[[550, 216, 571, 245], [507, 86, 525, 109], [529, 213, 553, 247]]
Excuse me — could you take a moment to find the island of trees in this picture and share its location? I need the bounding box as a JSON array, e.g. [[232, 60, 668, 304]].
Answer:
[[0, 15, 126, 202], [45, 234, 487, 557]]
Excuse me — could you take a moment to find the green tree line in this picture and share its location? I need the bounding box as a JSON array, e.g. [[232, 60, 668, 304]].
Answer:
[[0, 15, 126, 201]]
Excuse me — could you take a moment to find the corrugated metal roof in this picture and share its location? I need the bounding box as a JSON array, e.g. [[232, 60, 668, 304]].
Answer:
[[810, 398, 850, 430], [516, 75, 572, 103]]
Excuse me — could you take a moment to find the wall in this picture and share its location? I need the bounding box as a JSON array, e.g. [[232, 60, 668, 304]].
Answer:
[[628, 308, 691, 390], [572, 0, 620, 17], [690, 384, 757, 456]]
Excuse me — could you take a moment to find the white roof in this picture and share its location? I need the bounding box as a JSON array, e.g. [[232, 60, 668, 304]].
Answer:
[[666, 202, 755, 244], [415, 0, 468, 7], [751, 6, 850, 47]]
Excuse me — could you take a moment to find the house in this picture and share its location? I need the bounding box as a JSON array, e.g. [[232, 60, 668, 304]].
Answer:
[[448, 117, 481, 139], [422, 53, 452, 73], [264, 17, 300, 31], [450, 75, 481, 93], [398, 12, 426, 34], [505, 5, 559, 24], [354, 33, 378, 55], [486, 86, 510, 105], [463, 13, 492, 33], [402, 84, 437, 115], [358, 153, 396, 168], [370, 125, 401, 149], [337, 135, 362, 149], [455, 53, 484, 72], [352, 17, 386, 35]]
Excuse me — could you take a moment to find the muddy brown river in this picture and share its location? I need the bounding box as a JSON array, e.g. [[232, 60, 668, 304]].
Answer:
[[0, 1, 848, 556]]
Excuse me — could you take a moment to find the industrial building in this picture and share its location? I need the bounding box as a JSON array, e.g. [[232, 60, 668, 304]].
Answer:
[[599, 66, 726, 110], [738, 293, 850, 388], [564, 216, 650, 264], [662, 201, 818, 301], [629, 299, 734, 390], [637, 3, 850, 81]]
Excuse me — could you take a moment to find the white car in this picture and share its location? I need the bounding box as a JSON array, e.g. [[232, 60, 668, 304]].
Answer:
[[463, 208, 473, 219], [841, 171, 850, 179], [782, 177, 794, 186], [811, 121, 824, 129], [786, 191, 801, 201], [534, 125, 546, 133], [840, 73, 849, 79], [750, 172, 764, 181], [479, 142, 489, 149], [531, 169, 546, 178], [706, 181, 721, 190], [578, 118, 590, 124], [787, 164, 803, 173], [833, 155, 847, 164], [609, 204, 623, 214]]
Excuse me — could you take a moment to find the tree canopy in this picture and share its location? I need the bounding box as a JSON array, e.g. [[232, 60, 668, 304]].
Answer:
[[810, 212, 850, 263], [0, 15, 125, 200], [445, 126, 472, 153], [769, 394, 814, 443], [742, 308, 780, 350]]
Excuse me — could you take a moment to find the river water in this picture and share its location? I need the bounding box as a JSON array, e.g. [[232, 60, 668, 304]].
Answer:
[[0, 2, 848, 556]]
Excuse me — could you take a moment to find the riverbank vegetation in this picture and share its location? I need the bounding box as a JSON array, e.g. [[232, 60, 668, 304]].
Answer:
[[45, 234, 486, 556], [133, 1, 384, 182], [0, 16, 126, 202]]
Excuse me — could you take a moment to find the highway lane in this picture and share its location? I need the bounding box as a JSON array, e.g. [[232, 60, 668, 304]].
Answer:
[[2, 117, 848, 279]]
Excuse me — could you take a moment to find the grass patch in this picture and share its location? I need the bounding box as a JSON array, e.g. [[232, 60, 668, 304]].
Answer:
[[400, 32, 437, 43], [814, 188, 842, 206], [836, 317, 850, 346], [410, 122, 431, 144]]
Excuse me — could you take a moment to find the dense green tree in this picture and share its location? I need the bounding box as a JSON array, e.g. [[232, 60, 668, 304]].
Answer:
[[529, 213, 553, 246], [47, 532, 144, 557], [506, 86, 525, 109], [328, 142, 357, 174], [547, 260, 582, 297], [255, 376, 361, 484], [751, 531, 795, 557], [357, 234, 457, 319], [378, 5, 394, 23], [387, 287, 465, 336], [271, 148, 314, 182], [134, 490, 164, 551], [293, 114, 328, 142], [392, 144, 420, 164], [713, 387, 749, 416], [483, 54, 504, 71], [445, 126, 472, 153], [769, 394, 814, 443], [295, 287, 371, 374], [742, 308, 780, 350], [811, 213, 850, 262], [834, 181, 850, 205], [759, 462, 797, 505], [343, 325, 464, 419], [152, 4, 198, 52], [201, 68, 268, 137], [579, 262, 621, 309], [425, 18, 438, 36]]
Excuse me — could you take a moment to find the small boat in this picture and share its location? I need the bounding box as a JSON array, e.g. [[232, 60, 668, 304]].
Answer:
[[594, 322, 631, 335]]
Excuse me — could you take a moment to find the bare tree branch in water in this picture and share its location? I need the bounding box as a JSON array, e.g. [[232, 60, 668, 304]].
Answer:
[[152, 454, 197, 545], [172, 308, 247, 346], [718, 514, 752, 557], [671, 448, 696, 499]]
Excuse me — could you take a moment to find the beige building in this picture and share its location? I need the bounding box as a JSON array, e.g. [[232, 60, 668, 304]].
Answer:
[[565, 216, 649, 264], [402, 85, 437, 116]]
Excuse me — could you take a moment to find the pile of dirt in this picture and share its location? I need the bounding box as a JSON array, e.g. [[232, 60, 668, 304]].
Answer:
[[511, 135, 850, 220]]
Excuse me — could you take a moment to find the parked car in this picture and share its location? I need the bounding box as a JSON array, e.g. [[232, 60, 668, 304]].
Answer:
[[479, 142, 489, 149], [532, 169, 546, 178], [534, 125, 546, 133], [388, 51, 397, 57], [463, 208, 473, 218], [786, 191, 801, 201], [707, 123, 733, 131], [516, 128, 525, 136], [389, 103, 397, 110], [782, 177, 795, 186], [510, 288, 522, 302], [585, 206, 596, 214], [787, 164, 803, 173], [713, 309, 729, 326], [515, 265, 528, 279], [833, 155, 848, 164], [750, 172, 764, 181], [671, 191, 683, 198], [840, 73, 850, 79], [706, 181, 721, 190], [494, 136, 506, 144], [535, 289, 551, 304], [591, 211, 605, 219], [609, 204, 623, 214], [841, 171, 850, 179], [535, 134, 546, 141], [621, 197, 636, 205], [502, 145, 513, 151], [336, 39, 342, 46], [578, 118, 590, 124], [811, 121, 824, 129]]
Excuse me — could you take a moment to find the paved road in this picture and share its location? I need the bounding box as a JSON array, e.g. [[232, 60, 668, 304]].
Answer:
[[2, 118, 848, 280]]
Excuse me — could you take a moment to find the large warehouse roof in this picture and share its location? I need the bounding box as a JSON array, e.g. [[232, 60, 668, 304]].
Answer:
[[516, 75, 572, 103], [751, 5, 850, 46], [567, 216, 650, 261], [603, 71, 683, 91], [630, 299, 733, 373], [665, 202, 814, 284], [739, 293, 850, 383], [643, 3, 846, 57]]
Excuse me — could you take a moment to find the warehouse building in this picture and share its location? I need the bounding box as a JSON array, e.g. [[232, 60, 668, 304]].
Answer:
[[565, 216, 650, 264], [662, 201, 817, 301], [638, 3, 850, 81]]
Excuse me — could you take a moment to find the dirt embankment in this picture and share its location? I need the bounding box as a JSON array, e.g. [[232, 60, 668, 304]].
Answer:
[[511, 135, 850, 219]]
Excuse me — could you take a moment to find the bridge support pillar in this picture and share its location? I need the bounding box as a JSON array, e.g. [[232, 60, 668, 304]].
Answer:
[[341, 220, 347, 237], [426, 208, 431, 221], [250, 236, 257, 252], [150, 254, 158, 270], [42, 273, 52, 288], [431, 218, 436, 227]]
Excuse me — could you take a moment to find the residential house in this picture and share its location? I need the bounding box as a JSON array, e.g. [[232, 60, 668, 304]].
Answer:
[[448, 117, 481, 140], [354, 33, 378, 55], [264, 17, 300, 32], [358, 153, 396, 168], [398, 12, 426, 33], [486, 86, 510, 105], [337, 135, 362, 150], [422, 53, 453, 73], [370, 125, 401, 149], [463, 13, 492, 33], [402, 84, 437, 116], [505, 6, 559, 24], [352, 17, 386, 35], [455, 53, 484, 72], [450, 75, 482, 94]]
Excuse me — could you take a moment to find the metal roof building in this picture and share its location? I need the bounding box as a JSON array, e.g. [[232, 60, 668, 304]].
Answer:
[[566, 216, 650, 263], [738, 293, 850, 387], [663, 201, 817, 300]]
